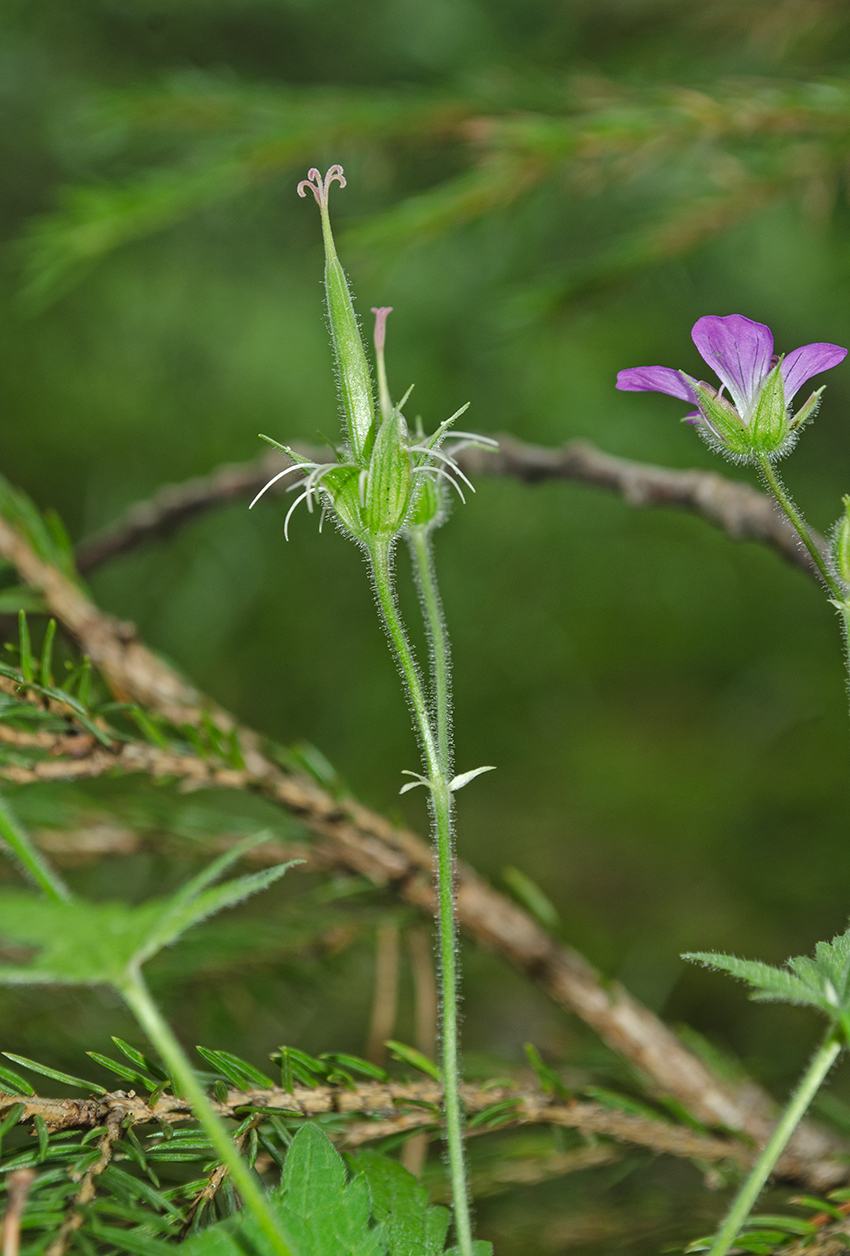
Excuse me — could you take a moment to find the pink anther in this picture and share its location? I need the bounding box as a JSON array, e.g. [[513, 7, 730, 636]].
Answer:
[[370, 307, 393, 355], [297, 165, 347, 209]]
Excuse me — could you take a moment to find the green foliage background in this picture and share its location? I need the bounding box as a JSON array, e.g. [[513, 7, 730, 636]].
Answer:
[[3, 1, 850, 1249]]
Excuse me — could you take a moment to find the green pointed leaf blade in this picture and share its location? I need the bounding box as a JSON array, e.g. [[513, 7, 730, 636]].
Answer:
[[0, 1061, 35, 1095], [385, 1040, 441, 1082], [195, 1047, 275, 1089], [3, 1053, 106, 1094]]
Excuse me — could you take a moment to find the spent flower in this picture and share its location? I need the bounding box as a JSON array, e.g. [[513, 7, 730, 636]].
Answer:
[[617, 313, 846, 461]]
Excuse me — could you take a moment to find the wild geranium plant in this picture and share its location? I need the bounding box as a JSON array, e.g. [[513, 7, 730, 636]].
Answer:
[[249, 166, 496, 1256], [620, 312, 850, 1256]]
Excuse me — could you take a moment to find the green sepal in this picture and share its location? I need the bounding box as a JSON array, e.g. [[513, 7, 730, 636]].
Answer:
[[833, 494, 850, 586], [365, 409, 413, 538], [322, 464, 366, 540], [790, 385, 825, 431], [689, 381, 751, 455], [749, 361, 788, 453]]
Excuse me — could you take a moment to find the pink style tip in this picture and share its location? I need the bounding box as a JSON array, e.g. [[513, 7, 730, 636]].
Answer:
[[297, 165, 346, 209], [371, 307, 393, 354]]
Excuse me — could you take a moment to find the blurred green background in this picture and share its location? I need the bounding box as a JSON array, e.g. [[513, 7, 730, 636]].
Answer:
[[3, 0, 850, 1249]]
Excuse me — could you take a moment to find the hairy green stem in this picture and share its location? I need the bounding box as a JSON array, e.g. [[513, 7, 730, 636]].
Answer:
[[369, 538, 473, 1256], [756, 454, 841, 598], [120, 970, 293, 1256], [706, 1028, 841, 1256], [0, 792, 70, 902], [408, 526, 452, 774]]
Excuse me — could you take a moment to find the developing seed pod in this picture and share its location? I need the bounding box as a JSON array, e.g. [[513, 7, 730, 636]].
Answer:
[[298, 167, 376, 465]]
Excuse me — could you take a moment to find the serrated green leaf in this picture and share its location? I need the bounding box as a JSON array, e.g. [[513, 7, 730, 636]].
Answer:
[[356, 1150, 450, 1255], [685, 928, 850, 1022], [0, 853, 296, 987]]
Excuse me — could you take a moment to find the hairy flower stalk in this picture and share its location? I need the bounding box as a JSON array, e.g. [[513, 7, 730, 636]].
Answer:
[[251, 167, 498, 1255]]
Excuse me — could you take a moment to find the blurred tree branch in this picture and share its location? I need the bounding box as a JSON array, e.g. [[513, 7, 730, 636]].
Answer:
[[21, 75, 850, 306], [0, 1081, 749, 1167], [74, 436, 826, 581]]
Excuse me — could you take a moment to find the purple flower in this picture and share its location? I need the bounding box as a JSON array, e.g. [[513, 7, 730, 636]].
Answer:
[[616, 315, 847, 460]]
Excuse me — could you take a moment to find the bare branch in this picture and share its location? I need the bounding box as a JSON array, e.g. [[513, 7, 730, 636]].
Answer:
[[45, 1115, 123, 1256], [0, 1081, 748, 1168], [0, 515, 844, 1188], [74, 437, 826, 580]]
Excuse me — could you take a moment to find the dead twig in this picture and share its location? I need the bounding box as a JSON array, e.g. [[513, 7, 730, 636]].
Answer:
[[74, 437, 826, 580], [1, 1170, 35, 1256]]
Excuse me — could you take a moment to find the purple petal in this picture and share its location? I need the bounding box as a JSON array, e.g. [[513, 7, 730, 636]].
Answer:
[[780, 342, 847, 402], [616, 366, 694, 402], [691, 315, 774, 413]]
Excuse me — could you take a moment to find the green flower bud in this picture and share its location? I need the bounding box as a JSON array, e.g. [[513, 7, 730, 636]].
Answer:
[[365, 409, 413, 538], [407, 474, 443, 531], [833, 494, 850, 587], [298, 168, 375, 465]]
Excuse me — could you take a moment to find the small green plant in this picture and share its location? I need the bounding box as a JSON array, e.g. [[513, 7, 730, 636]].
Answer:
[[248, 165, 497, 1255]]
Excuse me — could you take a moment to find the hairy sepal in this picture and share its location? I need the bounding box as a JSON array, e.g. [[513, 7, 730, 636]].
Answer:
[[365, 409, 413, 539]]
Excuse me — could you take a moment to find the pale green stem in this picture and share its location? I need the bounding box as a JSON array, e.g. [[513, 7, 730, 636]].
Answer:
[[706, 1028, 841, 1256], [369, 538, 473, 1256], [408, 526, 452, 774], [0, 792, 70, 902], [755, 454, 841, 598], [120, 969, 293, 1256]]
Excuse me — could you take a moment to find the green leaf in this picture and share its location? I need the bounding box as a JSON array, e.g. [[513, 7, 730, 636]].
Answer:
[[0, 851, 296, 987], [355, 1150, 451, 1255], [2, 1052, 106, 1094], [684, 928, 850, 1021], [385, 1041, 441, 1082], [272, 1124, 387, 1256], [195, 1046, 275, 1089], [0, 1060, 35, 1095]]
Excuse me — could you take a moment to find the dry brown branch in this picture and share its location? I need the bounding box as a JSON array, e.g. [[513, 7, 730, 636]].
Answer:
[[74, 437, 826, 580], [0, 1081, 748, 1168], [0, 517, 844, 1188], [365, 924, 400, 1066], [44, 1112, 123, 1256], [1, 1170, 34, 1256]]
